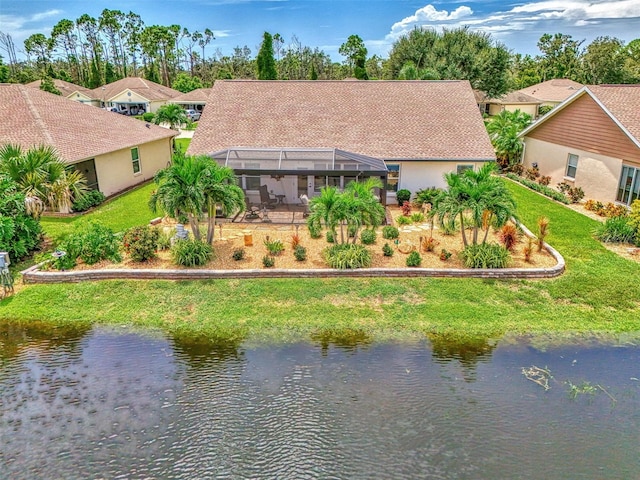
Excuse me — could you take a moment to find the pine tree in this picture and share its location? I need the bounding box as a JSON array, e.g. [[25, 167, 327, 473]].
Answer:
[[256, 32, 277, 80]]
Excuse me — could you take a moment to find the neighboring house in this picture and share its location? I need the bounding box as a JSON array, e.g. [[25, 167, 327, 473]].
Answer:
[[519, 85, 640, 206], [188, 80, 495, 204], [476, 90, 542, 118], [517, 79, 583, 109], [0, 84, 177, 197], [170, 88, 211, 113], [93, 77, 182, 115], [25, 79, 99, 107]]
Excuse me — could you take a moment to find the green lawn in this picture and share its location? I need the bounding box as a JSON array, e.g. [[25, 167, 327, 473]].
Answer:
[[3, 179, 639, 342]]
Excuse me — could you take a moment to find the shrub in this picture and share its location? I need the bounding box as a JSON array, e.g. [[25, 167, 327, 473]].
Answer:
[[324, 243, 372, 269], [630, 200, 640, 236], [54, 222, 121, 269], [594, 217, 636, 244], [538, 175, 551, 186], [382, 225, 399, 239], [401, 201, 412, 216], [294, 245, 307, 261], [406, 251, 422, 267], [72, 190, 106, 213], [439, 249, 452, 261], [415, 187, 442, 207], [0, 179, 42, 262], [603, 203, 628, 218], [360, 229, 376, 245], [263, 236, 285, 256], [157, 230, 172, 251], [511, 164, 524, 176], [523, 238, 534, 263], [505, 173, 570, 204], [411, 212, 425, 223], [326, 230, 336, 243], [421, 236, 438, 252], [382, 243, 394, 257], [308, 222, 322, 239], [584, 199, 604, 214], [537, 216, 549, 252], [396, 189, 411, 206], [291, 234, 301, 249], [498, 223, 519, 252], [460, 243, 511, 268], [262, 255, 275, 267], [558, 182, 584, 203], [123, 225, 160, 262], [142, 112, 155, 122], [524, 166, 540, 181], [171, 238, 213, 266], [232, 247, 245, 261], [396, 215, 412, 225]]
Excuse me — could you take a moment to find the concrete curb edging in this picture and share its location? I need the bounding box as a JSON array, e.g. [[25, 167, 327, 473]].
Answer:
[[21, 225, 565, 284]]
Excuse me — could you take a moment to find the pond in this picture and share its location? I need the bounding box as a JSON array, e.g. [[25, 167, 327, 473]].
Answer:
[[1, 324, 639, 479]]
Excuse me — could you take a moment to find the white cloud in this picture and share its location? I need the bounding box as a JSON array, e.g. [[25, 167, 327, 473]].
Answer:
[[211, 30, 231, 38], [390, 5, 473, 36]]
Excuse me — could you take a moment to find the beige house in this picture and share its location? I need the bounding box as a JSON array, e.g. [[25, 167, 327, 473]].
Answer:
[[94, 77, 182, 115], [188, 80, 495, 204], [478, 90, 542, 118], [25, 79, 99, 106], [0, 84, 177, 197], [518, 79, 583, 109], [170, 88, 211, 113], [519, 85, 640, 205]]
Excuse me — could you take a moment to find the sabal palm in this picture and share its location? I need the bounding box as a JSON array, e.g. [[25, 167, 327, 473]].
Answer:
[[153, 104, 188, 130], [0, 144, 87, 214], [149, 153, 207, 241], [200, 159, 245, 244]]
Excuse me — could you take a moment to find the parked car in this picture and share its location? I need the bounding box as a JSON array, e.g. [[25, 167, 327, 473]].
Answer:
[[185, 109, 201, 121], [102, 107, 118, 113]]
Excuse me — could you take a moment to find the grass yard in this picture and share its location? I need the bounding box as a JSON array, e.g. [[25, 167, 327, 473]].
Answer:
[[2, 179, 639, 342]]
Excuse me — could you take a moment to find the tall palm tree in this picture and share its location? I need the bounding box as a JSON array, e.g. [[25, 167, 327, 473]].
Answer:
[[485, 109, 532, 171], [308, 186, 342, 239], [343, 177, 385, 244], [149, 153, 207, 241], [0, 143, 87, 214], [153, 103, 188, 130], [200, 158, 245, 244]]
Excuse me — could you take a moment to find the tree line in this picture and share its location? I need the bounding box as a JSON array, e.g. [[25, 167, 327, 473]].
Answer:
[[0, 8, 638, 97]]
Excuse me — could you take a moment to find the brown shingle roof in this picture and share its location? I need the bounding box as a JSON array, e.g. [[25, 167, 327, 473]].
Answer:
[[188, 80, 495, 161], [489, 91, 541, 105], [518, 79, 583, 103], [588, 85, 640, 144], [26, 79, 96, 99], [94, 77, 182, 102], [0, 84, 177, 163], [171, 88, 212, 103]]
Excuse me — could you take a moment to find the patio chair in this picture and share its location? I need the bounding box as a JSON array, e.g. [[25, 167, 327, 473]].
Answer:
[[259, 185, 278, 209], [299, 194, 311, 218], [244, 191, 261, 219]]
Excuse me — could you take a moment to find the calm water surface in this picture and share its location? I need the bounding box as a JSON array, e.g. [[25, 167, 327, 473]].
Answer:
[[1, 324, 639, 479]]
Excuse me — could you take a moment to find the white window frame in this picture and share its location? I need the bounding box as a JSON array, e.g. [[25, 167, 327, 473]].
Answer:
[[456, 164, 474, 175], [386, 164, 400, 192], [616, 165, 640, 206], [131, 147, 141, 174], [565, 153, 579, 179]]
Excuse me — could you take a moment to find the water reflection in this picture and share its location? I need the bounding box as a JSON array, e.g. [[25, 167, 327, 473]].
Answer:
[[1, 325, 639, 480]]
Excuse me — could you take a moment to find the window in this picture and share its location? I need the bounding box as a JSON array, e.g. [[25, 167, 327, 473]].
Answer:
[[616, 165, 640, 206], [565, 154, 579, 178], [131, 147, 141, 174], [386, 164, 400, 191], [456, 164, 473, 175], [244, 162, 260, 190]]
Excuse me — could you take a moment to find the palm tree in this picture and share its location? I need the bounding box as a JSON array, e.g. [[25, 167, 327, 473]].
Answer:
[[149, 153, 206, 241], [485, 110, 532, 171], [342, 177, 385, 243], [0, 144, 87, 214], [308, 186, 342, 239], [200, 158, 245, 244], [153, 103, 188, 130]]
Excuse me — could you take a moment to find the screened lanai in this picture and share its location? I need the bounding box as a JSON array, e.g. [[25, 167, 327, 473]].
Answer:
[[211, 147, 389, 206]]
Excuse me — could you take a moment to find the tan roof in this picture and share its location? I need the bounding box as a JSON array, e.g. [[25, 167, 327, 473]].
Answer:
[[588, 85, 640, 143], [188, 80, 495, 161], [25, 79, 96, 99], [171, 88, 211, 103], [94, 77, 182, 102], [518, 79, 583, 103], [489, 91, 541, 105], [0, 84, 177, 163]]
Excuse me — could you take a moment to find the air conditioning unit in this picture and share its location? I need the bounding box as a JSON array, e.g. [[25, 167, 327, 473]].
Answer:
[[0, 252, 9, 268]]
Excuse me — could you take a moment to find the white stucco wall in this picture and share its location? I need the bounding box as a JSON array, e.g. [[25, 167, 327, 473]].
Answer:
[[522, 137, 623, 203], [89, 138, 173, 197]]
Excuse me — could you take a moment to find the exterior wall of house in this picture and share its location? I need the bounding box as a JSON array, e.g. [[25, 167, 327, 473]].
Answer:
[[68, 92, 99, 107], [527, 93, 640, 164], [89, 138, 172, 197], [109, 90, 168, 114], [522, 137, 623, 202], [489, 103, 538, 117]]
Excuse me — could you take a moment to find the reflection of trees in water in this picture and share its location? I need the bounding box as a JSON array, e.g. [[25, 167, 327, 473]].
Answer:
[[310, 329, 373, 356], [171, 332, 246, 369], [0, 320, 92, 361], [428, 333, 498, 382]]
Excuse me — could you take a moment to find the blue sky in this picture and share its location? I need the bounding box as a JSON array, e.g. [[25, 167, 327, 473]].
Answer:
[[1, 0, 639, 61]]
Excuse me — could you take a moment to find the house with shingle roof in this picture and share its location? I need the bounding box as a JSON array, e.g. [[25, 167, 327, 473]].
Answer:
[[1, 84, 177, 197], [188, 80, 495, 204], [170, 88, 211, 113], [519, 84, 640, 205], [518, 79, 583, 108], [93, 77, 182, 115], [26, 79, 100, 107], [477, 90, 542, 118]]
